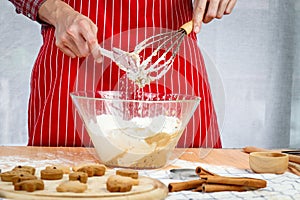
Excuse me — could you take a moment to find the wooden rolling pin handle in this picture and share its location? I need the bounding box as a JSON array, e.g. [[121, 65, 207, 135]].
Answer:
[[243, 146, 273, 153], [180, 20, 193, 35], [289, 155, 300, 165]]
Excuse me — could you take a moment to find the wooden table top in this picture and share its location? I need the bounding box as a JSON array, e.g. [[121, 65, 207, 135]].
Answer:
[[1, 146, 300, 200], [0, 146, 250, 170]]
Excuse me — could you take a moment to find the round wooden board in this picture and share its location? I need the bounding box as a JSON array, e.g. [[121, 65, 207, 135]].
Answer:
[[0, 170, 168, 200]]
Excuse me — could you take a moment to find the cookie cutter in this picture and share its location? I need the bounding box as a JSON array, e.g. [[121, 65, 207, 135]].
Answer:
[[169, 168, 199, 180]]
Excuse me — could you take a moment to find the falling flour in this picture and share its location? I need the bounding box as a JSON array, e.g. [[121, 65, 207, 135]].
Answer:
[[116, 49, 171, 88]]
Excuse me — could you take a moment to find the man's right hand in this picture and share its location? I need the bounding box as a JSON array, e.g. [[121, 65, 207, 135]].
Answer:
[[38, 0, 103, 62]]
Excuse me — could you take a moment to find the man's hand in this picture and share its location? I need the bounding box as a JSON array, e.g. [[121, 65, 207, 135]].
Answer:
[[38, 0, 102, 62], [193, 0, 237, 33]]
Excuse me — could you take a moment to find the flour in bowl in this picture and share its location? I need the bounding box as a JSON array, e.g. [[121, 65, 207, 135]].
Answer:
[[86, 114, 183, 168]]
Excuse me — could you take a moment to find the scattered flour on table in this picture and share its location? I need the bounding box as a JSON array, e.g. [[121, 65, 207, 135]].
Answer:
[[0, 153, 96, 171]]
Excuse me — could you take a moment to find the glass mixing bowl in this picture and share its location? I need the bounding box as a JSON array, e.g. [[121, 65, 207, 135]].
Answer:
[[71, 91, 200, 169]]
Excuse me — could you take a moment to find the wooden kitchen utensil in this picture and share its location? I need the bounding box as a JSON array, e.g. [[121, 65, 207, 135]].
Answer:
[[243, 146, 300, 175], [243, 146, 300, 165], [249, 152, 289, 174]]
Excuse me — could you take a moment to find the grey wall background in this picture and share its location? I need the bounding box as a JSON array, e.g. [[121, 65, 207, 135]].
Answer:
[[0, 0, 299, 148], [199, 0, 300, 148], [0, 1, 42, 145]]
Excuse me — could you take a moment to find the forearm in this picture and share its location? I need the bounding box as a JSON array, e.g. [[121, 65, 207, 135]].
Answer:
[[38, 0, 76, 27]]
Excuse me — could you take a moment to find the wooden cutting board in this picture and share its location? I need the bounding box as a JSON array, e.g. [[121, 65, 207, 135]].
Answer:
[[0, 170, 168, 200]]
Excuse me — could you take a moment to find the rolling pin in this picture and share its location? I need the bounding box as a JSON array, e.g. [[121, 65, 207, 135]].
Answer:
[[243, 146, 300, 165]]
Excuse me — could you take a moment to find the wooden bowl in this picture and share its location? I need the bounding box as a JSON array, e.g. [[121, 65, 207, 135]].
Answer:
[[249, 152, 289, 174]]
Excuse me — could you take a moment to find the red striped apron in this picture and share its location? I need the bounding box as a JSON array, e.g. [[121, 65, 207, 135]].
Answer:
[[28, 0, 221, 148]]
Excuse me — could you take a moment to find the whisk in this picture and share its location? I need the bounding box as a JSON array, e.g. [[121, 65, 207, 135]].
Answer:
[[96, 20, 193, 88]]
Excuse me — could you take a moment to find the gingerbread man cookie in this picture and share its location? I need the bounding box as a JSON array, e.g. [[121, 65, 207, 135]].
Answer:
[[73, 164, 106, 177], [69, 172, 88, 183], [12, 166, 36, 175], [14, 179, 44, 192], [106, 175, 139, 192], [0, 171, 30, 182], [12, 173, 37, 185], [116, 169, 139, 179], [56, 181, 88, 193]]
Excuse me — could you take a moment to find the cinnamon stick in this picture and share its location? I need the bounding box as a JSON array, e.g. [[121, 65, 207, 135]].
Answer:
[[192, 185, 203, 192], [202, 176, 267, 188], [170, 165, 267, 193], [195, 166, 217, 176], [202, 183, 256, 192], [168, 179, 206, 192]]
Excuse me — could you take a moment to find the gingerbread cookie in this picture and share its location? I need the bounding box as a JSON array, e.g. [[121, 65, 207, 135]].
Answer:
[[0, 171, 30, 182], [14, 179, 44, 192], [12, 173, 37, 185], [46, 165, 70, 174], [40, 168, 63, 180], [69, 172, 88, 183], [56, 181, 88, 193], [12, 166, 36, 175], [116, 169, 139, 179], [106, 175, 139, 192], [73, 164, 106, 177]]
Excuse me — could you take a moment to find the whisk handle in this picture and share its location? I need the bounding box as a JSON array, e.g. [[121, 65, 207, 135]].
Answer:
[[92, 44, 115, 61], [98, 46, 114, 60], [180, 20, 193, 35]]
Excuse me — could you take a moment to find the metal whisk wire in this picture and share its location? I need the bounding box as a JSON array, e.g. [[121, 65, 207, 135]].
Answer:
[[111, 20, 193, 87], [137, 29, 186, 78]]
